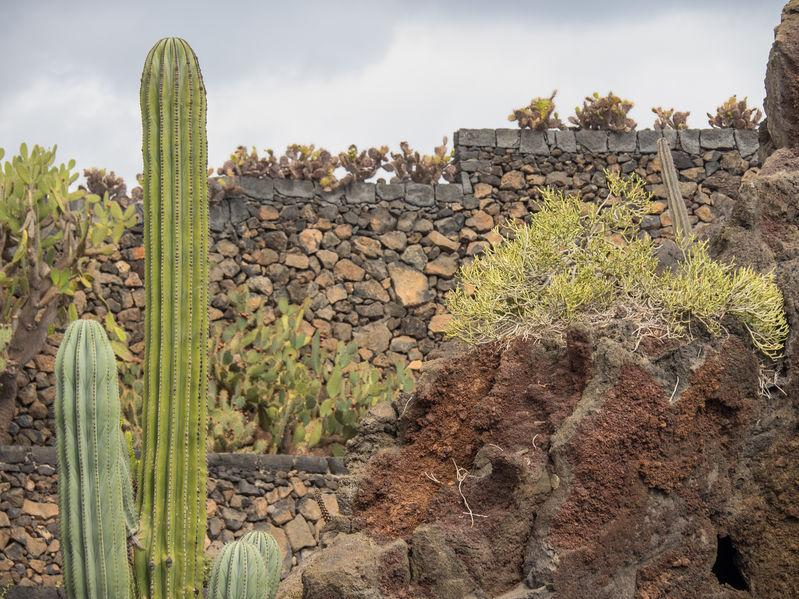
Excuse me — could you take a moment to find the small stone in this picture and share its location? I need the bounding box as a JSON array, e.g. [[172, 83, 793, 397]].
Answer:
[[353, 321, 392, 354], [473, 183, 493, 199], [465, 211, 494, 233], [334, 259, 366, 282], [425, 256, 458, 278], [284, 515, 316, 552], [248, 276, 274, 296], [499, 170, 525, 190], [695, 205, 714, 222], [216, 239, 239, 257], [258, 206, 279, 221], [22, 500, 58, 520], [379, 231, 407, 251], [427, 231, 460, 251], [124, 272, 143, 287], [429, 314, 453, 334], [285, 252, 310, 270], [299, 229, 323, 253], [388, 263, 433, 307]]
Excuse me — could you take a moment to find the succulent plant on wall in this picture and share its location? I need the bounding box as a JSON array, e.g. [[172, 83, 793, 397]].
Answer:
[[55, 319, 137, 599], [133, 37, 210, 599]]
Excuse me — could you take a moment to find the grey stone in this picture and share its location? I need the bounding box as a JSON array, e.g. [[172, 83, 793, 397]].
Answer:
[[660, 129, 678, 149], [637, 130, 661, 153], [345, 181, 376, 204], [376, 182, 404, 200], [460, 159, 492, 173], [553, 129, 577, 152], [209, 200, 229, 233], [284, 514, 316, 551], [237, 176, 274, 200], [700, 128, 735, 150], [735, 129, 760, 156], [460, 172, 473, 195], [575, 130, 608, 153], [520, 130, 549, 155], [457, 128, 496, 147], [496, 128, 521, 148], [678, 129, 701, 154], [435, 184, 463, 203], [274, 178, 315, 198], [405, 183, 435, 207], [607, 131, 637, 152]]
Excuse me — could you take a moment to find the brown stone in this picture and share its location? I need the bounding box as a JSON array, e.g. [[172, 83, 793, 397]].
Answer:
[[474, 183, 493, 199], [425, 256, 459, 278], [428, 314, 453, 334], [285, 252, 310, 270], [334, 259, 366, 281], [258, 206, 279, 221], [695, 205, 714, 223], [299, 228, 323, 254], [500, 170, 525, 190], [124, 272, 143, 287], [216, 239, 239, 257], [353, 236, 382, 258], [466, 210, 494, 233], [388, 263, 432, 307], [427, 231, 460, 251], [765, 0, 799, 149], [353, 321, 392, 354]]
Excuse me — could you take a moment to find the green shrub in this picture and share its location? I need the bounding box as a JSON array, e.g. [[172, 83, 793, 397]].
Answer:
[[707, 96, 763, 129], [508, 90, 565, 130], [208, 293, 414, 454], [445, 172, 788, 359], [569, 92, 636, 133]]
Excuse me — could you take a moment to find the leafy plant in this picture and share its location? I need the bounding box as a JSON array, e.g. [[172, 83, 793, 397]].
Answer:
[[338, 144, 389, 185], [707, 95, 763, 129], [0, 143, 137, 442], [209, 293, 414, 454], [652, 107, 690, 130], [446, 172, 788, 359], [383, 137, 457, 184], [569, 92, 637, 133], [508, 90, 565, 130]]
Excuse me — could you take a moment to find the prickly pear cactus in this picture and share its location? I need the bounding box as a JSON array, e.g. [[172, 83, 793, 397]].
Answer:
[[134, 37, 210, 599], [240, 530, 282, 599], [55, 318, 137, 599], [208, 540, 268, 599]]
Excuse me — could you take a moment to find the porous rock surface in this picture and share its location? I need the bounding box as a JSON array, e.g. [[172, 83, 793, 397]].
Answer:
[[765, 0, 799, 151], [278, 155, 799, 598]]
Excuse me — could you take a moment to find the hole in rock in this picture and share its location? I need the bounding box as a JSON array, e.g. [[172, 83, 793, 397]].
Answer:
[[712, 534, 748, 590]]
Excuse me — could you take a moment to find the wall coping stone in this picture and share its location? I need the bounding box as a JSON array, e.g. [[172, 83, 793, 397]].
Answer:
[[0, 445, 348, 475], [455, 127, 754, 156]]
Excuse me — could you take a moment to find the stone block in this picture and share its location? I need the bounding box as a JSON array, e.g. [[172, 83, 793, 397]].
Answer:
[[456, 128, 496, 147], [700, 129, 735, 150], [575, 130, 608, 153], [678, 129, 701, 154], [405, 183, 435, 207], [237, 176, 274, 200], [520, 129, 549, 154], [553, 129, 577, 152], [376, 182, 404, 200], [345, 181, 376, 204], [735, 129, 759, 156], [496, 128, 520, 148], [637, 130, 661, 153], [607, 131, 637, 152], [460, 159, 492, 173], [435, 184, 463, 203], [274, 178, 315, 198]]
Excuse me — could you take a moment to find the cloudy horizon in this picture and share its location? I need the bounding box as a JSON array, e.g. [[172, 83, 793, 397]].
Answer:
[[0, 1, 784, 187]]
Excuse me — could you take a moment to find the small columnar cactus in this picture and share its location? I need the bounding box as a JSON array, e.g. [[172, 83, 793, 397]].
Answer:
[[208, 540, 268, 599], [55, 318, 137, 599], [240, 530, 282, 599]]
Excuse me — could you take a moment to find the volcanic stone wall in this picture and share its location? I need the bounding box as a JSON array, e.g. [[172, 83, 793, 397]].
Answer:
[[0, 446, 347, 588], [11, 128, 760, 446]]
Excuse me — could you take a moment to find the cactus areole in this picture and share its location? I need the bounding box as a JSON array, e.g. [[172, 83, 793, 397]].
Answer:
[[134, 37, 210, 599]]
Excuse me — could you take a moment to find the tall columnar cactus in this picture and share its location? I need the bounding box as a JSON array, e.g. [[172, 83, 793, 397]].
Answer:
[[55, 319, 137, 599], [134, 37, 209, 599], [240, 531, 282, 599], [208, 540, 268, 599]]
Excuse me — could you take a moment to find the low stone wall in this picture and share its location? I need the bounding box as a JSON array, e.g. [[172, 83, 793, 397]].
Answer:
[[0, 446, 348, 588], [11, 128, 761, 446]]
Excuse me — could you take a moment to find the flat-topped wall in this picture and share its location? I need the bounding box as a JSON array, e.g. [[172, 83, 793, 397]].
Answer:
[[0, 446, 347, 588], [11, 128, 761, 447]]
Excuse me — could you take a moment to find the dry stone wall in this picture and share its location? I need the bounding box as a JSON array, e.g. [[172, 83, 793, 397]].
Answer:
[[0, 446, 347, 588], [11, 128, 760, 446]]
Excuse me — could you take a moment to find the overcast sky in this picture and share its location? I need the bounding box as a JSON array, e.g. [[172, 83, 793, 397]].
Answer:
[[0, 1, 785, 187]]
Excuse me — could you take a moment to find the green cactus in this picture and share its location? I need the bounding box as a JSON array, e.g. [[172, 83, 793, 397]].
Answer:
[[208, 540, 268, 599], [133, 37, 210, 599], [240, 530, 282, 599], [55, 318, 137, 599]]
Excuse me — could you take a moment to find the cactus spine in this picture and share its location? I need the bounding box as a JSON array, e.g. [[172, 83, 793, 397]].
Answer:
[[55, 319, 137, 599], [240, 531, 282, 599], [208, 540, 268, 599], [134, 37, 209, 598]]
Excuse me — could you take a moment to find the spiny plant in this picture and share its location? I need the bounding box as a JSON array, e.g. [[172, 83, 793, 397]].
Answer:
[[134, 37, 209, 599], [508, 90, 565, 130], [81, 168, 128, 203], [208, 540, 269, 599], [209, 293, 414, 454], [383, 137, 457, 184], [652, 107, 690, 130], [217, 145, 279, 178], [445, 172, 788, 358], [55, 319, 137, 599], [338, 144, 389, 185], [276, 144, 340, 191], [569, 92, 637, 133], [240, 531, 282, 599], [707, 95, 763, 129]]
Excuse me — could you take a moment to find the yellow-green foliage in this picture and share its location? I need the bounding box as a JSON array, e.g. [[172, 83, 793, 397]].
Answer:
[[446, 172, 788, 359]]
